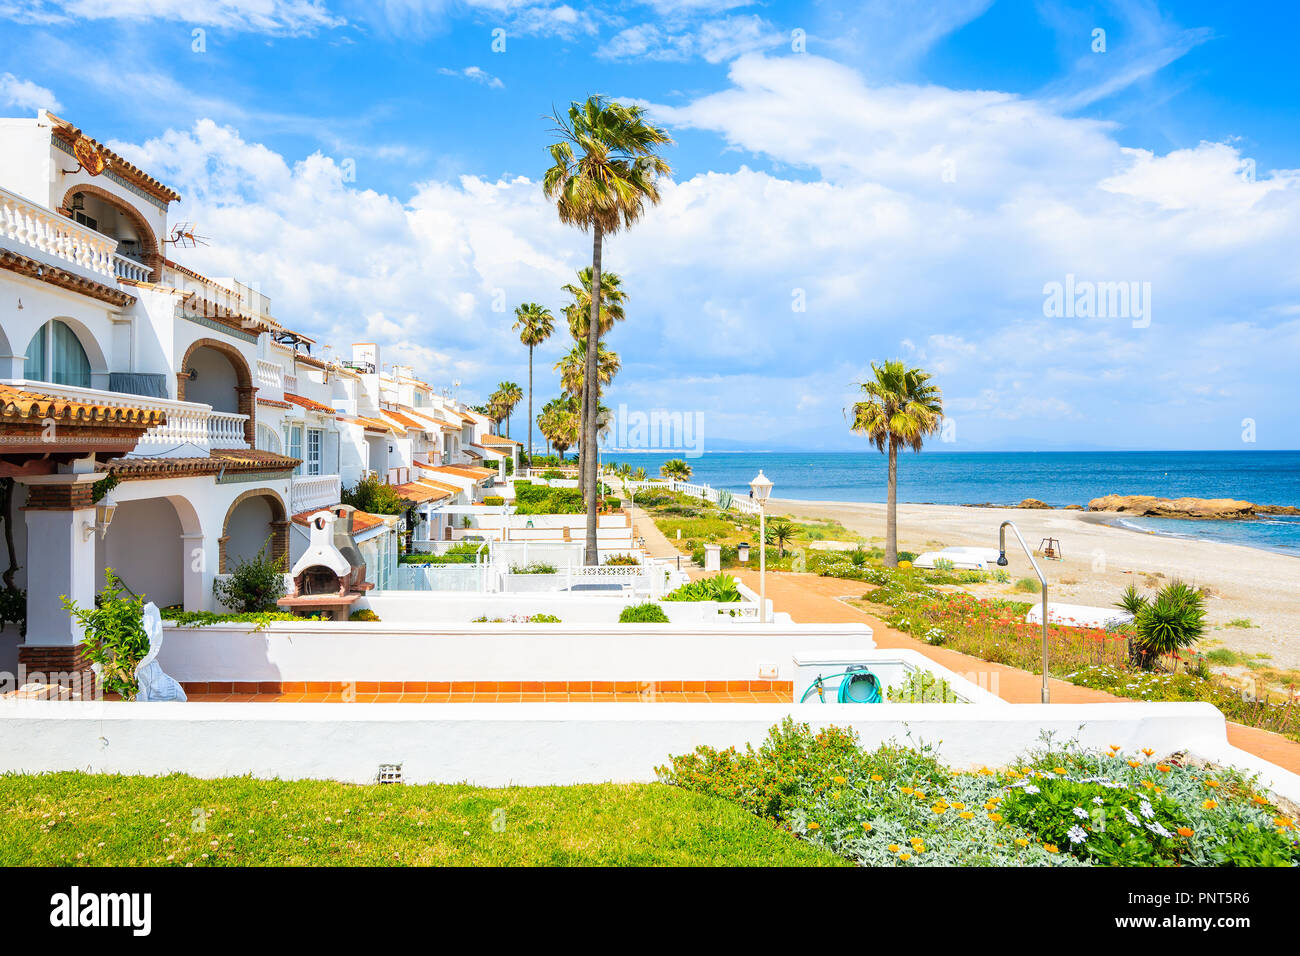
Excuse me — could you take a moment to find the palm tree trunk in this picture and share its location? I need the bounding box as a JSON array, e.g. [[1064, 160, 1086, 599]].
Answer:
[[583, 224, 603, 565], [886, 441, 898, 567], [526, 345, 533, 469]]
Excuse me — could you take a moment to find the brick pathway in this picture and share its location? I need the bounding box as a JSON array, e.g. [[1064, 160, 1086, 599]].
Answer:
[[725, 567, 1300, 775]]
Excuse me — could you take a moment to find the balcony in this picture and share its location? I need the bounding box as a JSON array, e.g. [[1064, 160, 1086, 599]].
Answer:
[[256, 358, 284, 402], [291, 473, 341, 513], [112, 252, 151, 283], [1, 185, 116, 280], [2, 379, 250, 458]]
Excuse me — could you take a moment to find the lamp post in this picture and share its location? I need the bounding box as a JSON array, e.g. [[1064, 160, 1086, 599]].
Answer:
[[750, 470, 773, 623], [997, 520, 1050, 703]]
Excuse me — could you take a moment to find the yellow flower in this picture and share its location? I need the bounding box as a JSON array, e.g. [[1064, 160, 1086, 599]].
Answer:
[[833, 776, 846, 785], [988, 813, 1003, 823], [1014, 838, 1028, 847], [1252, 795, 1268, 805], [978, 767, 993, 776], [1202, 799, 1218, 810], [932, 805, 947, 815], [1140, 780, 1155, 789], [1204, 779, 1220, 788], [1053, 767, 1067, 775], [1108, 744, 1120, 752], [1176, 827, 1194, 838], [959, 811, 974, 820], [807, 821, 820, 830], [862, 822, 873, 832], [899, 852, 912, 861], [871, 774, 883, 782], [887, 844, 900, 853], [898, 560, 912, 569], [949, 802, 966, 810], [900, 786, 914, 795], [914, 790, 926, 799], [1044, 844, 1059, 854]]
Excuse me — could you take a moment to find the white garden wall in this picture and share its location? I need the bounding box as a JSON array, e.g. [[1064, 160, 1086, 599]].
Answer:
[[4, 700, 1296, 802], [155, 621, 878, 683]]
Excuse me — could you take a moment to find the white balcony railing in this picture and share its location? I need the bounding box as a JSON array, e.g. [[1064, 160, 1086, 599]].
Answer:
[[1, 380, 250, 458], [256, 359, 284, 401], [291, 474, 341, 513], [1, 185, 116, 279], [112, 253, 151, 282]]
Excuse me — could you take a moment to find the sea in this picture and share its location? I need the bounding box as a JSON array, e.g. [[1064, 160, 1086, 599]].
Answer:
[[601, 450, 1300, 556]]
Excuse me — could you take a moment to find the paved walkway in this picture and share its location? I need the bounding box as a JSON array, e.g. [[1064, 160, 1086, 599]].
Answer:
[[724, 567, 1300, 775]]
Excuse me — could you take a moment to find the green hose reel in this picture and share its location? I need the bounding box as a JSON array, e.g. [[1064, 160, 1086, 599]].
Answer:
[[799, 664, 883, 704]]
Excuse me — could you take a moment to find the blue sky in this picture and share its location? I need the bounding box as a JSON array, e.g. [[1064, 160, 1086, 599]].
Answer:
[[2, 0, 1298, 451]]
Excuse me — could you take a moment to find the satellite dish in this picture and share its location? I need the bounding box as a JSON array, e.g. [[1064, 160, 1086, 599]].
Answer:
[[72, 136, 106, 176]]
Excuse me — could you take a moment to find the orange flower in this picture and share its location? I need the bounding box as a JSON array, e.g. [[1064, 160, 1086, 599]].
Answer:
[[1204, 779, 1221, 788], [1275, 817, 1294, 830], [1156, 764, 1172, 773], [887, 843, 900, 853], [1127, 760, 1141, 768], [1202, 799, 1218, 810], [988, 813, 1003, 823], [862, 822, 873, 832], [1176, 827, 1194, 838], [1053, 767, 1067, 775], [1141, 748, 1155, 757], [1044, 844, 1059, 854]]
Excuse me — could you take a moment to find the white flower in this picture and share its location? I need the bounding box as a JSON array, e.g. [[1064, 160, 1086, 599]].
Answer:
[[1092, 796, 1104, 805], [1139, 800, 1155, 819], [1145, 822, 1172, 838], [1068, 825, 1088, 844], [1024, 785, 1040, 795], [1072, 807, 1090, 820], [1123, 808, 1140, 826]]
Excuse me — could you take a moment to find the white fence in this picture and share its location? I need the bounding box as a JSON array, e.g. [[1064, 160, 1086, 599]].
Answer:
[[290, 474, 342, 513], [621, 477, 762, 515]]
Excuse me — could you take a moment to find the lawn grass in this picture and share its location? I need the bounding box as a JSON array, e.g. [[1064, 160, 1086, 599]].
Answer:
[[0, 773, 846, 867]]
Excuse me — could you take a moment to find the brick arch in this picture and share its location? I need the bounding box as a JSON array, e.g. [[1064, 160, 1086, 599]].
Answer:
[[178, 337, 257, 443], [218, 488, 289, 574], [59, 183, 161, 280]]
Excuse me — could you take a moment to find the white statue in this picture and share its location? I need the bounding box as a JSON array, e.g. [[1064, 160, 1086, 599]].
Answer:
[[135, 602, 187, 702]]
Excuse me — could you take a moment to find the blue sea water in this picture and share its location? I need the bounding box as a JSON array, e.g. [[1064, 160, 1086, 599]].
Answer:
[[603, 450, 1300, 556]]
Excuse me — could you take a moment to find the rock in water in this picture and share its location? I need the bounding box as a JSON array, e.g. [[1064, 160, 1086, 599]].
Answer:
[[1086, 494, 1259, 519], [1017, 498, 1052, 509]]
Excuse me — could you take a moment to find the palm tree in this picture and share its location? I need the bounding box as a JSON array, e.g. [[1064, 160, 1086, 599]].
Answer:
[[493, 381, 523, 438], [765, 518, 797, 557], [555, 341, 620, 399], [544, 94, 672, 565], [540, 400, 580, 462], [513, 303, 554, 465], [660, 458, 692, 481], [848, 360, 944, 567], [563, 267, 626, 340]]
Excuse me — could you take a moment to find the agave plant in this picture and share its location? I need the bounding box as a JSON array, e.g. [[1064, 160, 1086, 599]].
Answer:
[[717, 489, 734, 511]]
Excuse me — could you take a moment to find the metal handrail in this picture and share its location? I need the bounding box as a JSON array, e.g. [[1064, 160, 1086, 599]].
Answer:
[[998, 520, 1050, 703]]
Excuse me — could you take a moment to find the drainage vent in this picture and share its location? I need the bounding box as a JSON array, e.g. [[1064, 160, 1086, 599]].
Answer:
[[377, 763, 404, 784]]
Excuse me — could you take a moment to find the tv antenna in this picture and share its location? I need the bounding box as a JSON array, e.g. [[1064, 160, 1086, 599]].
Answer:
[[164, 222, 211, 249]]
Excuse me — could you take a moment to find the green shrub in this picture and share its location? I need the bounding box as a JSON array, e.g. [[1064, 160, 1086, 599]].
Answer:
[[603, 553, 641, 566], [529, 613, 561, 623], [341, 475, 405, 515], [161, 607, 305, 628], [663, 574, 742, 603], [619, 602, 670, 623], [1014, 576, 1041, 594], [896, 551, 917, 563], [510, 562, 557, 574], [213, 537, 286, 612], [886, 669, 961, 703], [62, 569, 148, 699], [482, 495, 505, 506], [349, 609, 381, 622], [1125, 581, 1207, 670]]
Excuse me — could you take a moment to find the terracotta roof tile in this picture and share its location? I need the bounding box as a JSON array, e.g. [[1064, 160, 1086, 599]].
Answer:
[[0, 384, 166, 427], [415, 462, 495, 481], [48, 112, 182, 204], [478, 434, 520, 445], [283, 393, 334, 414], [108, 448, 300, 479], [393, 481, 451, 503]]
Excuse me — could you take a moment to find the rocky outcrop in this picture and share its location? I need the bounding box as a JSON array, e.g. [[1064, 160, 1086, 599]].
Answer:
[[1064, 504, 1084, 510], [1017, 498, 1052, 509], [1257, 504, 1300, 516], [1087, 494, 1260, 520]]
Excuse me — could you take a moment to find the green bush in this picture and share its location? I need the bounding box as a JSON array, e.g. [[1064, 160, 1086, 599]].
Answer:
[[62, 569, 148, 699], [349, 609, 381, 622], [529, 613, 561, 623], [619, 602, 670, 623], [897, 551, 917, 563], [213, 537, 286, 612], [1014, 576, 1041, 594], [161, 607, 305, 628], [663, 574, 743, 603], [603, 553, 641, 566], [510, 562, 557, 574], [1118, 580, 1207, 670], [341, 475, 405, 515], [400, 543, 481, 565], [482, 495, 505, 506]]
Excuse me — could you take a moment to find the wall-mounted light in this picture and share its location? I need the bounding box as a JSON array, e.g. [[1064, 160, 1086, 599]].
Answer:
[[184, 367, 198, 381], [70, 192, 85, 213], [82, 501, 116, 541]]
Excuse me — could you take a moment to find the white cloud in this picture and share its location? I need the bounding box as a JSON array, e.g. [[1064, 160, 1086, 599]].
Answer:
[[112, 49, 1300, 448], [438, 65, 505, 89], [0, 0, 343, 33], [0, 71, 59, 111], [600, 13, 784, 63]]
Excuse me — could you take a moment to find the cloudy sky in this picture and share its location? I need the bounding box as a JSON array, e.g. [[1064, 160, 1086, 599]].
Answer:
[[2, 0, 1298, 451]]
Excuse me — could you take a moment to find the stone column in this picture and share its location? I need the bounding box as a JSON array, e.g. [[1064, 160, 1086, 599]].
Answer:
[[17, 473, 103, 696]]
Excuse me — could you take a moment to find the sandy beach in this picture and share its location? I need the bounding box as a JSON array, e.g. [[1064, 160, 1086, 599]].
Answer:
[[769, 497, 1300, 673]]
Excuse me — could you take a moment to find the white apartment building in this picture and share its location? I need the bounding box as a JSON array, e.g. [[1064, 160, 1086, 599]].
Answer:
[[0, 109, 513, 685]]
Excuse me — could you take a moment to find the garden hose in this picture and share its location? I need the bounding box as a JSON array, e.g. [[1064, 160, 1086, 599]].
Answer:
[[799, 666, 883, 704]]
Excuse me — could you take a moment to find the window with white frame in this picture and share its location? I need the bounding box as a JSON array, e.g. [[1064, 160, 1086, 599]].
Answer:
[[284, 423, 304, 475], [24, 320, 92, 388], [306, 428, 323, 476]]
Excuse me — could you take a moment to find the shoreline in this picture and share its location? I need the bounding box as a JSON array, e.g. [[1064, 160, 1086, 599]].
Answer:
[[765, 496, 1300, 671]]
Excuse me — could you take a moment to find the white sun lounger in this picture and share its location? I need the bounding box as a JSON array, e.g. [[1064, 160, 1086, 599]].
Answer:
[[912, 546, 1002, 570], [1025, 602, 1133, 630]]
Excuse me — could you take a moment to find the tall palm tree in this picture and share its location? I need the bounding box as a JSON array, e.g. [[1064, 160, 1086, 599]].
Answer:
[[513, 303, 554, 465], [563, 268, 626, 494], [493, 381, 523, 438], [660, 458, 692, 480], [848, 360, 944, 567], [544, 94, 672, 565], [539, 397, 580, 461], [555, 341, 620, 399]]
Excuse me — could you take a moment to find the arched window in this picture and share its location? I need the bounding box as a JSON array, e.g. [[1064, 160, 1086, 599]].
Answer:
[[256, 423, 283, 454], [24, 320, 91, 388]]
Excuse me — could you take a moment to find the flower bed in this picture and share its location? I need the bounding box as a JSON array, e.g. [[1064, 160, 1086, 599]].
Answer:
[[658, 719, 1299, 867]]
